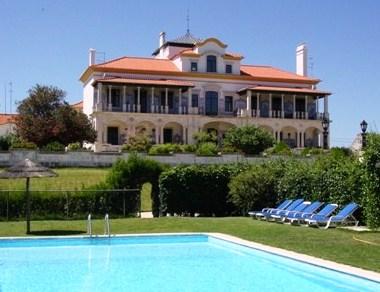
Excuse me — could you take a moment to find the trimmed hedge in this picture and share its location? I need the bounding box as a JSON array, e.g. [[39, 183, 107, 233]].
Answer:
[[0, 187, 140, 220], [159, 164, 248, 216]]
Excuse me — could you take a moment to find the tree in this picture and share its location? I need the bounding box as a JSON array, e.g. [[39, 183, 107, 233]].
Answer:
[[15, 84, 96, 147], [224, 125, 274, 155]]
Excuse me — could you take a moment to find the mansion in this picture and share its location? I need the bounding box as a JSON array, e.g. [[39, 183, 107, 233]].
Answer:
[[80, 32, 330, 152]]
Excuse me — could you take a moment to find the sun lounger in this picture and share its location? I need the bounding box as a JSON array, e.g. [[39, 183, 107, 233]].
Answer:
[[289, 203, 338, 225], [281, 201, 323, 223], [256, 199, 304, 220], [248, 199, 292, 218], [269, 201, 311, 221], [306, 202, 359, 229]]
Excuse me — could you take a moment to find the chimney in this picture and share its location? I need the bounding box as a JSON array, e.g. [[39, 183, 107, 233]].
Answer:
[[296, 43, 307, 76], [89, 48, 96, 66], [159, 32, 166, 47]]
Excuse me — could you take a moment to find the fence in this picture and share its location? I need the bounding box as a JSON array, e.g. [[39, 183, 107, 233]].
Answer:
[[0, 189, 141, 221]]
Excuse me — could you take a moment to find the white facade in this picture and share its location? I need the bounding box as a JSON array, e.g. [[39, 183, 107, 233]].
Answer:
[[80, 33, 330, 152]]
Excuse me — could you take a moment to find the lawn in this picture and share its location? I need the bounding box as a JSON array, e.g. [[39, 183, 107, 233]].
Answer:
[[0, 168, 109, 190], [0, 217, 379, 272]]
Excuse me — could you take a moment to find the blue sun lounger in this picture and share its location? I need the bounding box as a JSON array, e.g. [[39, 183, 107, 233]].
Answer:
[[257, 199, 304, 220], [281, 201, 323, 223], [306, 202, 359, 229], [248, 199, 292, 218], [289, 203, 338, 225], [269, 200, 311, 221]]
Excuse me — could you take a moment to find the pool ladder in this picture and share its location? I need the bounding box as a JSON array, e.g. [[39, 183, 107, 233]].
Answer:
[[104, 213, 111, 237], [87, 214, 92, 237], [86, 213, 111, 237]]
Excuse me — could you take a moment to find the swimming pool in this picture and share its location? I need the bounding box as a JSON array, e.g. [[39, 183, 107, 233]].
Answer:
[[0, 234, 378, 291]]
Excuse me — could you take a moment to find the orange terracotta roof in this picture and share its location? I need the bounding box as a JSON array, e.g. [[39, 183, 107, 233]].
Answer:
[[94, 56, 180, 73], [0, 114, 17, 125], [239, 86, 330, 95], [240, 65, 319, 83], [93, 77, 194, 87], [71, 101, 83, 111]]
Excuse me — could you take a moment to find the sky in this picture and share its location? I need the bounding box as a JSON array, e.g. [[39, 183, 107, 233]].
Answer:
[[1, 0, 379, 146]]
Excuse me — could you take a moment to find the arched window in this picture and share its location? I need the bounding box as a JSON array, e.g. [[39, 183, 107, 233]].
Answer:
[[207, 55, 217, 72]]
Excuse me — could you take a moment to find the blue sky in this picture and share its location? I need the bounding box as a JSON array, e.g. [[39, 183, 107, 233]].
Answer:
[[1, 0, 379, 146]]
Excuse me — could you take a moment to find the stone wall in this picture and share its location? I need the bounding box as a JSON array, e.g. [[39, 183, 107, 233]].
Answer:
[[0, 150, 273, 167]]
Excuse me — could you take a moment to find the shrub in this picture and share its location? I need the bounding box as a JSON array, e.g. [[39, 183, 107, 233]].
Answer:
[[41, 141, 65, 152], [276, 160, 316, 201], [228, 160, 286, 215], [0, 134, 17, 151], [193, 131, 217, 145], [221, 145, 237, 154], [148, 143, 184, 155], [10, 140, 37, 150], [361, 133, 380, 229], [122, 135, 152, 152], [196, 142, 219, 156], [181, 144, 197, 153], [266, 142, 292, 156], [301, 147, 324, 156], [224, 125, 274, 155], [106, 154, 166, 217], [159, 164, 248, 216], [67, 142, 82, 151]]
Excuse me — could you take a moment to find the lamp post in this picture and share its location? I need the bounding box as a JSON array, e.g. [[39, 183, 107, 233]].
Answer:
[[360, 120, 368, 148], [321, 116, 330, 149]]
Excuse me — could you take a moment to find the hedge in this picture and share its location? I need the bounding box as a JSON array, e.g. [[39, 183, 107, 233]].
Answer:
[[0, 187, 140, 220], [159, 164, 248, 216]]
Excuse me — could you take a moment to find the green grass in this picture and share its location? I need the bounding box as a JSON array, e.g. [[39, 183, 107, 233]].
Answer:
[[0, 168, 110, 190], [0, 217, 379, 272]]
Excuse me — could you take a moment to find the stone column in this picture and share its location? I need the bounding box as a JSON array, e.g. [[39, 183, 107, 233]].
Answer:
[[316, 97, 319, 118], [122, 86, 127, 112], [246, 90, 252, 117], [137, 87, 141, 113], [151, 87, 155, 113], [187, 88, 192, 114], [281, 94, 284, 118], [269, 93, 272, 118], [160, 126, 164, 143], [155, 126, 160, 144], [165, 88, 169, 113], [256, 93, 260, 117], [182, 127, 187, 143], [293, 95, 296, 118], [305, 95, 308, 119], [296, 132, 301, 148], [178, 88, 182, 114], [108, 85, 112, 111], [324, 96, 329, 116], [97, 82, 103, 111]]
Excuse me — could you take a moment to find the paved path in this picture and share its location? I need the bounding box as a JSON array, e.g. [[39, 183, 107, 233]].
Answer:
[[140, 212, 153, 218]]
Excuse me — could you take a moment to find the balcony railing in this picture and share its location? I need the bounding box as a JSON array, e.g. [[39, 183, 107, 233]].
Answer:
[[94, 103, 325, 121]]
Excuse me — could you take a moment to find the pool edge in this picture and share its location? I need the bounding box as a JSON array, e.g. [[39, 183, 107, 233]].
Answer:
[[207, 232, 380, 284], [1, 232, 379, 283]]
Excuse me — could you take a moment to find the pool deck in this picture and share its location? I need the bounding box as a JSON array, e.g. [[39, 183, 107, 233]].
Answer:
[[1, 232, 379, 283], [208, 232, 380, 284]]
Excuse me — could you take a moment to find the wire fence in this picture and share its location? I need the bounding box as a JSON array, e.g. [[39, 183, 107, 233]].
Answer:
[[0, 189, 141, 221]]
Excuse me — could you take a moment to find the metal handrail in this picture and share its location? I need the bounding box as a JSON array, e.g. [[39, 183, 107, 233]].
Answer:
[[87, 213, 92, 237], [104, 213, 110, 237]]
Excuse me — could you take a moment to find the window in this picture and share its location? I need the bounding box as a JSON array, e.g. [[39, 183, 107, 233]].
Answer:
[[107, 127, 119, 145], [206, 55, 217, 72], [191, 62, 198, 72], [225, 64, 232, 74], [191, 94, 199, 107], [225, 96, 233, 112], [205, 91, 218, 115], [111, 88, 121, 107]]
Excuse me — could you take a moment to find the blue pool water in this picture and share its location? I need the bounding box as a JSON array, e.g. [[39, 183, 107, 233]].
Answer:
[[0, 234, 378, 292]]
